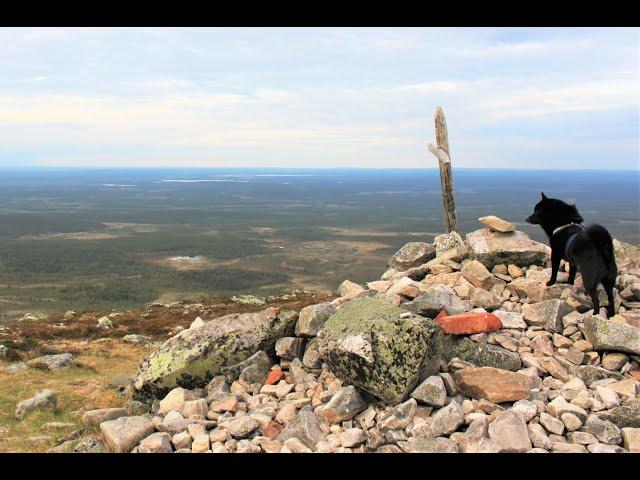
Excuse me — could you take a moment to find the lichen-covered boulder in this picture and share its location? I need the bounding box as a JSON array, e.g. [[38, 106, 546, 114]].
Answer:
[[132, 309, 298, 401], [597, 404, 640, 428], [583, 315, 640, 356], [573, 365, 624, 386], [317, 297, 444, 404], [443, 337, 522, 371], [465, 228, 550, 270]]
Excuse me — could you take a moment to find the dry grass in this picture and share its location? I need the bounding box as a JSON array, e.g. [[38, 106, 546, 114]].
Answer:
[[19, 223, 158, 241], [0, 339, 148, 452], [0, 290, 334, 452], [321, 227, 439, 238], [18, 232, 125, 241], [3, 291, 333, 343]]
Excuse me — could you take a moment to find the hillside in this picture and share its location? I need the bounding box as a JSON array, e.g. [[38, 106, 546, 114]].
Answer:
[[1, 222, 639, 453]]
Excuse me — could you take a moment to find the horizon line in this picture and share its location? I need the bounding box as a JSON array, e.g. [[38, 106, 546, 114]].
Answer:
[[0, 166, 638, 173]]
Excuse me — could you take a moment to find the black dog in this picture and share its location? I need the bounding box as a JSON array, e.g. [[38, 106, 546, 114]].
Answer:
[[526, 192, 617, 317]]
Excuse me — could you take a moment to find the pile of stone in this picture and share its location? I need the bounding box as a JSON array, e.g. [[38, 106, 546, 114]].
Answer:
[[54, 224, 640, 454]]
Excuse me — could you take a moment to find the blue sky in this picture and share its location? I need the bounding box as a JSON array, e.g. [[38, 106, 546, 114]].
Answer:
[[0, 27, 637, 169]]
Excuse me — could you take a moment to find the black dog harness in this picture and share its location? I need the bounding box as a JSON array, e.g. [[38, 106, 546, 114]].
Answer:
[[552, 223, 585, 261]]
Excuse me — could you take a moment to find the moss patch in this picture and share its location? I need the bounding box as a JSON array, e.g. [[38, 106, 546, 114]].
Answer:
[[444, 337, 521, 371]]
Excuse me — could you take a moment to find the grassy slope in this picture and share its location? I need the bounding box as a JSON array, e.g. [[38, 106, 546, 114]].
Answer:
[[0, 340, 146, 452], [0, 291, 332, 452]]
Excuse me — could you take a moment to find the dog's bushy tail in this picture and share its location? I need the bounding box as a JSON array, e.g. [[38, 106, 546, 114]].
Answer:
[[585, 224, 616, 269]]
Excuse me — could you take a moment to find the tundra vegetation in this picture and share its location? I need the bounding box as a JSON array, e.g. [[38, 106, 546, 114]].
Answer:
[[0, 169, 637, 316]]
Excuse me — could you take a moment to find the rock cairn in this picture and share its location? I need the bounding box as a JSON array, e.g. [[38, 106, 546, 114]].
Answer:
[[74, 223, 640, 453]]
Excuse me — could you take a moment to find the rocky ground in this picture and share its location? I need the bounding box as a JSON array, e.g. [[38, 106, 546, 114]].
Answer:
[[3, 220, 640, 454]]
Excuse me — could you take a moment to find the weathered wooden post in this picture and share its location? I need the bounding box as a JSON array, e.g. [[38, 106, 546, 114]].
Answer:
[[428, 107, 457, 233]]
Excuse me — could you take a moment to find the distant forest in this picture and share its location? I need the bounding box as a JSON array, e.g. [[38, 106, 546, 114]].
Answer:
[[0, 168, 637, 314]]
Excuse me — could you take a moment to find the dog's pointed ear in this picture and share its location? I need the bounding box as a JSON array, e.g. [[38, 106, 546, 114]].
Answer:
[[541, 192, 547, 200], [570, 204, 583, 223]]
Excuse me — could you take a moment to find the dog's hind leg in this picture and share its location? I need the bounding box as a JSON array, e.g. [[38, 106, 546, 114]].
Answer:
[[581, 261, 603, 316], [587, 288, 601, 316], [602, 277, 616, 318], [567, 263, 577, 285]]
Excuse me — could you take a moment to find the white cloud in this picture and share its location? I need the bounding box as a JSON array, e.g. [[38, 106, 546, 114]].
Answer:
[[478, 79, 639, 119], [22, 75, 51, 83], [0, 27, 637, 169]]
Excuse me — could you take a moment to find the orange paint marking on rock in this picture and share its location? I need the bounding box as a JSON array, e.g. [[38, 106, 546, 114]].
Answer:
[[265, 369, 284, 385], [435, 312, 503, 335], [434, 309, 448, 322]]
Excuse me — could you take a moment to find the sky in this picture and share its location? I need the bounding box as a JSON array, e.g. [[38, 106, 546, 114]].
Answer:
[[0, 27, 638, 170]]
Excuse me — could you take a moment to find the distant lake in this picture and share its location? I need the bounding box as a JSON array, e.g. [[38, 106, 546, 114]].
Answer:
[[1, 167, 637, 245]]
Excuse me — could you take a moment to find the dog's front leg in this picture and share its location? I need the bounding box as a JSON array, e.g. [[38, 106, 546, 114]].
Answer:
[[567, 263, 577, 285], [546, 249, 560, 287]]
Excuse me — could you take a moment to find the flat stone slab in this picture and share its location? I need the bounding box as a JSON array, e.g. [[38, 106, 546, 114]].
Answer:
[[435, 312, 502, 335], [100, 416, 155, 453], [583, 315, 640, 355], [388, 242, 436, 271], [82, 408, 128, 427], [479, 216, 515, 233], [399, 437, 458, 453], [466, 228, 550, 270], [453, 367, 530, 403], [443, 337, 522, 371]]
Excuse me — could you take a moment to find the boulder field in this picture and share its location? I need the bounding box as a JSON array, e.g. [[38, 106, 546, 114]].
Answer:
[[60, 226, 640, 453]]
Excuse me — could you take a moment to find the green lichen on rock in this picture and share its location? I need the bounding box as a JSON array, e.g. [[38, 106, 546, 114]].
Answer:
[[317, 297, 443, 404], [443, 337, 522, 371], [573, 365, 624, 386], [583, 315, 640, 356], [133, 309, 297, 402], [597, 404, 640, 428]]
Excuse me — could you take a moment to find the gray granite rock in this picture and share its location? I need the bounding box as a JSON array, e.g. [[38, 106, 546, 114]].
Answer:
[[488, 410, 532, 453], [410, 375, 447, 408], [277, 409, 325, 450], [100, 416, 155, 453], [583, 315, 640, 355]]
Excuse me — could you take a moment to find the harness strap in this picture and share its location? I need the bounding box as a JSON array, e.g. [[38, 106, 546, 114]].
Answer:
[[565, 231, 581, 260], [553, 223, 585, 260], [552, 222, 584, 235]]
